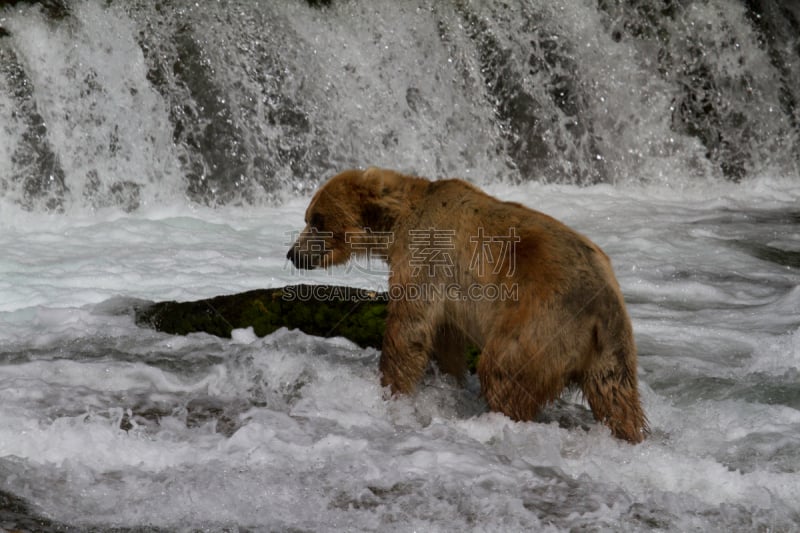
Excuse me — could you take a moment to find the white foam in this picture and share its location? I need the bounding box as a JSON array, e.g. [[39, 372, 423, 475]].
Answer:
[[1, 178, 799, 530], [749, 326, 800, 374], [230, 327, 258, 345]]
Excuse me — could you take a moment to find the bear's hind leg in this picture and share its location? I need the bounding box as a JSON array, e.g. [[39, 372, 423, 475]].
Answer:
[[580, 327, 648, 443]]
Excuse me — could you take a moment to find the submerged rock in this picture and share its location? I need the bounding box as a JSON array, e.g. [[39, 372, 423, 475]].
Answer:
[[135, 284, 388, 350], [135, 284, 482, 372]]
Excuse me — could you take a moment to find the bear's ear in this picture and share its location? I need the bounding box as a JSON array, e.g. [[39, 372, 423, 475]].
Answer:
[[358, 168, 408, 230], [362, 167, 405, 197]]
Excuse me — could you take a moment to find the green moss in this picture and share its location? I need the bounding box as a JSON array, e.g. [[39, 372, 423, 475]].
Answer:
[[240, 298, 284, 337], [135, 284, 477, 371], [466, 345, 481, 374]]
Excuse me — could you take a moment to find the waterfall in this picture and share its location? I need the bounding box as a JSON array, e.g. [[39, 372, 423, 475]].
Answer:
[[1, 0, 798, 211]]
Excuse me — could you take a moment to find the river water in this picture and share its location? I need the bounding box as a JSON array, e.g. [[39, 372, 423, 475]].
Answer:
[[1, 1, 799, 531]]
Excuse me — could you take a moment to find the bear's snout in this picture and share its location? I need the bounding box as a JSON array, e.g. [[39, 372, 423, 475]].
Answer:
[[286, 245, 316, 270], [287, 238, 333, 270], [286, 246, 299, 267]]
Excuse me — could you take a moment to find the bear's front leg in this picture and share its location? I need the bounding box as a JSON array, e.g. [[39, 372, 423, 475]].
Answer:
[[380, 297, 436, 394]]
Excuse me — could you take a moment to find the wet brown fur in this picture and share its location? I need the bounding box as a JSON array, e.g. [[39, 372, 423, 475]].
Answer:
[[287, 167, 648, 443]]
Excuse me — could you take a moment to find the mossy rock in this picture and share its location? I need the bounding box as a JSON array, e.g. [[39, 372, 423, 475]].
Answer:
[[135, 284, 478, 372], [135, 285, 387, 349]]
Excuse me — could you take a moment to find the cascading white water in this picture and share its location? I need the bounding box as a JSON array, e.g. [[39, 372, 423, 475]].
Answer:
[[2, 1, 184, 210], [0, 1, 799, 531], [1, 0, 797, 210]]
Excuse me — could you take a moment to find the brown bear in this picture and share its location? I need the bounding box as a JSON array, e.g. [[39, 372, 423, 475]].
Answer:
[[287, 167, 648, 443]]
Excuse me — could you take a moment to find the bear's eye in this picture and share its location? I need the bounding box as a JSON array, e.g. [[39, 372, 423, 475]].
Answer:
[[310, 213, 326, 229]]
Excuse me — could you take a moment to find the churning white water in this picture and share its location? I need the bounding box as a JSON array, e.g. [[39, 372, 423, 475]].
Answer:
[[1, 178, 799, 531], [1, 0, 799, 530]]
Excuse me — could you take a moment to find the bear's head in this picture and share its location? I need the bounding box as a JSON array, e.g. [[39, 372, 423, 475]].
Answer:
[[287, 167, 427, 270]]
